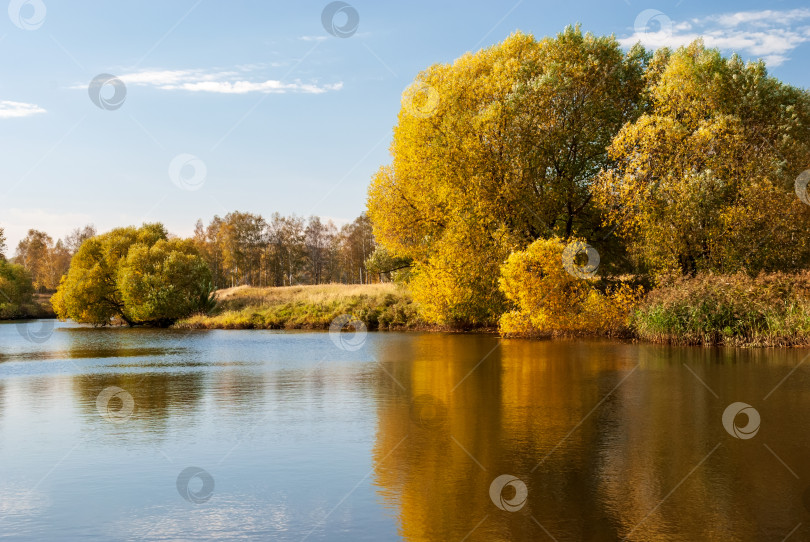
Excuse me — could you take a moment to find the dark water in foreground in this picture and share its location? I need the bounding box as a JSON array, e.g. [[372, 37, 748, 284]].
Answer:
[[1, 320, 810, 541]]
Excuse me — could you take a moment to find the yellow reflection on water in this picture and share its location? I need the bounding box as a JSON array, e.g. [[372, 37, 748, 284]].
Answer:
[[371, 335, 810, 541]]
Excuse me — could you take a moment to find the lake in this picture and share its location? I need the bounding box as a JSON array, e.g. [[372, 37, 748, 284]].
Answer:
[[1, 320, 809, 541]]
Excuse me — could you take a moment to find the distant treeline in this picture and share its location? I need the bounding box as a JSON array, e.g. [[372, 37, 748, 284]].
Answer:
[[192, 212, 375, 289], [0, 211, 377, 297], [0, 225, 95, 318], [7, 225, 97, 291]]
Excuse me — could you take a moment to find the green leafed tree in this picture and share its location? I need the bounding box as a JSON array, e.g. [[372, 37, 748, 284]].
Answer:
[[52, 223, 214, 326], [117, 238, 216, 326], [0, 258, 35, 319]]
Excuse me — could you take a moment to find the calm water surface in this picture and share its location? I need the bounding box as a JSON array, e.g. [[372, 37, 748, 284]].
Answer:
[[1, 320, 810, 541]]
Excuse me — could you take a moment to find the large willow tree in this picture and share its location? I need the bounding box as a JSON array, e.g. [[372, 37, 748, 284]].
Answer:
[[52, 224, 214, 326], [367, 27, 647, 324]]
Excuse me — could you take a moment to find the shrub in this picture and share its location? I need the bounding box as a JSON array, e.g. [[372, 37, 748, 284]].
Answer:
[[498, 238, 642, 337]]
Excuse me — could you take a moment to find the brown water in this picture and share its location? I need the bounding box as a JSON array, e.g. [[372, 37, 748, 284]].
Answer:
[[1, 320, 809, 541]]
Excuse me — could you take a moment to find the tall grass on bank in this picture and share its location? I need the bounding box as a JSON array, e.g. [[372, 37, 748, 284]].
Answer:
[[175, 283, 423, 330], [634, 272, 810, 346]]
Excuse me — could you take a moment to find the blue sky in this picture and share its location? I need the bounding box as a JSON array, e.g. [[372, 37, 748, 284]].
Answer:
[[1, 0, 809, 250]]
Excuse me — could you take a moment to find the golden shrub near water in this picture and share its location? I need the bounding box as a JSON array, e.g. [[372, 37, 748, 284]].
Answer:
[[498, 238, 642, 337]]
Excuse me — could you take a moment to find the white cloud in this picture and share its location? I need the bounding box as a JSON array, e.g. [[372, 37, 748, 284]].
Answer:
[[0, 100, 46, 119], [121, 69, 233, 86], [705, 9, 810, 28], [76, 66, 343, 95], [299, 35, 328, 42], [620, 8, 810, 66]]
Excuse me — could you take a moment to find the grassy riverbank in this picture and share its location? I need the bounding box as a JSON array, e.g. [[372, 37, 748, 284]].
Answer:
[[175, 283, 424, 330], [634, 272, 810, 347], [172, 274, 810, 347]]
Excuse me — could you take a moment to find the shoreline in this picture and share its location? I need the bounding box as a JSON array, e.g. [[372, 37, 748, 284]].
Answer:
[[14, 282, 810, 348], [8, 316, 810, 348], [0, 293, 56, 321]]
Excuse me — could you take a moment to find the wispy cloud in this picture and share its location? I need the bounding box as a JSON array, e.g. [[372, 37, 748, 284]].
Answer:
[[620, 8, 810, 66], [171, 79, 343, 94], [0, 100, 46, 118], [123, 69, 343, 94], [299, 35, 328, 42], [74, 65, 342, 95]]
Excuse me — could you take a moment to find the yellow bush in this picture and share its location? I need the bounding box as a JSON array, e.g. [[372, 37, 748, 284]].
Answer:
[[498, 238, 642, 336]]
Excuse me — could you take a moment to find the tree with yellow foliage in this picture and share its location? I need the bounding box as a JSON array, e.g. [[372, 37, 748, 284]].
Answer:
[[594, 41, 810, 276], [368, 26, 647, 325]]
